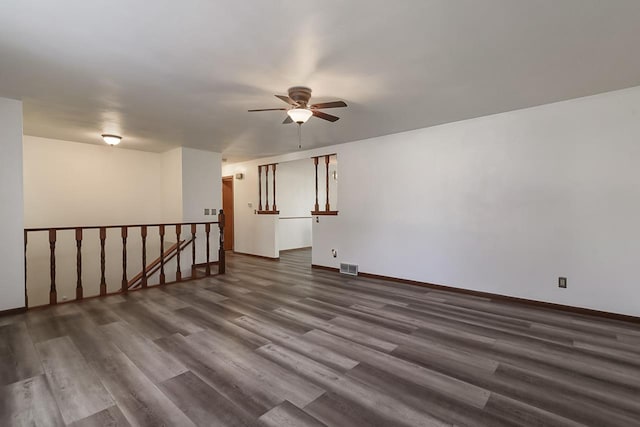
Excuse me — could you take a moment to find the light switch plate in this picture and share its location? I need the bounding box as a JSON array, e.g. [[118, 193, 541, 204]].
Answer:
[[558, 277, 567, 288]]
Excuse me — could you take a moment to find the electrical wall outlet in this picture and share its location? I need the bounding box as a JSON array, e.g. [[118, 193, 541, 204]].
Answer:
[[211, 208, 216, 215], [331, 249, 337, 258], [558, 277, 567, 288], [204, 208, 210, 215]]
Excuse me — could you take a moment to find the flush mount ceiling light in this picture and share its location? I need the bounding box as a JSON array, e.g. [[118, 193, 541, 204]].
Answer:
[[101, 134, 122, 146], [286, 108, 313, 124]]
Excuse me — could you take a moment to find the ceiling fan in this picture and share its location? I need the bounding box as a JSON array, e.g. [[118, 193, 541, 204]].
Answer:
[[248, 86, 347, 124]]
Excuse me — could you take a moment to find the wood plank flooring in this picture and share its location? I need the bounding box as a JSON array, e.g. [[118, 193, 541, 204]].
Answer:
[[2, 248, 640, 426]]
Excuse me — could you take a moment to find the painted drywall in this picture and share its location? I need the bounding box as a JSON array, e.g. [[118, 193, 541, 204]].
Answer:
[[161, 148, 183, 223], [181, 147, 222, 264], [279, 218, 312, 252], [24, 136, 164, 226], [159, 146, 222, 224], [181, 147, 221, 222], [227, 85, 640, 317], [311, 215, 341, 269], [276, 159, 315, 251], [0, 97, 25, 311]]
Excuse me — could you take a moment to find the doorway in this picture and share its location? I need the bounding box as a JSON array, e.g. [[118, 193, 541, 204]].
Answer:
[[222, 176, 234, 251]]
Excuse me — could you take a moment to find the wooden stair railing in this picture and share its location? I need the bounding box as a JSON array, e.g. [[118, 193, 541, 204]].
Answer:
[[132, 239, 198, 289], [24, 211, 225, 308], [127, 240, 185, 290]]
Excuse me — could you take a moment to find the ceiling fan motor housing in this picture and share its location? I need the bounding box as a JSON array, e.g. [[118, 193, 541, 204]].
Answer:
[[288, 86, 312, 106], [248, 86, 344, 123]]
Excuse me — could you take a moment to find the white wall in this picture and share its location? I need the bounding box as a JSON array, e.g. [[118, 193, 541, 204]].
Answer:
[[279, 219, 312, 251], [181, 147, 221, 222], [181, 147, 222, 264], [160, 146, 222, 223], [277, 159, 315, 251], [227, 86, 640, 317], [161, 148, 183, 223], [0, 97, 25, 311], [23, 141, 222, 227], [24, 136, 164, 227]]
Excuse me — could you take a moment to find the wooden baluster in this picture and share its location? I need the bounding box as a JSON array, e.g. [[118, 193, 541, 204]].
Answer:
[[100, 227, 107, 295], [159, 225, 166, 284], [24, 231, 28, 308], [49, 229, 57, 305], [141, 226, 148, 288], [121, 226, 128, 293], [265, 165, 270, 211], [75, 228, 83, 300], [205, 223, 211, 276], [176, 224, 182, 281], [258, 165, 263, 211], [218, 210, 226, 274], [313, 157, 319, 212], [325, 155, 330, 211], [191, 224, 197, 279], [272, 164, 277, 212]]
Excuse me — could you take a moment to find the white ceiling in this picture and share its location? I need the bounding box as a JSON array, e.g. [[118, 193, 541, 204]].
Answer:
[[2, 1, 640, 160]]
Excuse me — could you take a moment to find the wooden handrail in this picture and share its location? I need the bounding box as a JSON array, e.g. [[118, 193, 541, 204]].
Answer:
[[127, 240, 183, 289], [129, 239, 192, 290], [23, 215, 225, 308], [25, 221, 220, 233]]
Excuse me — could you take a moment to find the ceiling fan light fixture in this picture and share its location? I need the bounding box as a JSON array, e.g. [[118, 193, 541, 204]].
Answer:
[[101, 134, 122, 146], [287, 108, 312, 124]]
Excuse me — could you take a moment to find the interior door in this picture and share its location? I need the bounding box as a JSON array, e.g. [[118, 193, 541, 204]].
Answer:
[[222, 176, 234, 251]]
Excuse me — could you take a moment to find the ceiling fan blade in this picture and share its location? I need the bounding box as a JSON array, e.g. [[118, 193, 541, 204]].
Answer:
[[247, 108, 288, 112], [275, 95, 298, 106], [312, 110, 340, 122], [310, 101, 347, 109], [282, 116, 293, 124]]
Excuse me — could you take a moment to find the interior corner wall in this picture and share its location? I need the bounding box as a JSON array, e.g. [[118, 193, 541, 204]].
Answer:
[[0, 97, 25, 311], [181, 147, 222, 222]]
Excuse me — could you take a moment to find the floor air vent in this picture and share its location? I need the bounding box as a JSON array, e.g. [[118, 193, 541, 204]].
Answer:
[[340, 263, 358, 276]]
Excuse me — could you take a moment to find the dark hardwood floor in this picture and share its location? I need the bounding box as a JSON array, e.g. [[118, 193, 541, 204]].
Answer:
[[2, 248, 640, 426]]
